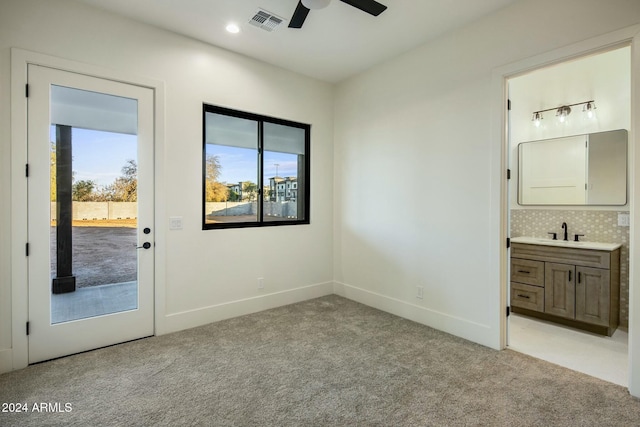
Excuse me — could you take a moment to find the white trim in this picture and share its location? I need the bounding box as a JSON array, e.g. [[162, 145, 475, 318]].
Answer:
[[628, 30, 640, 398], [8, 48, 166, 372], [0, 349, 12, 373], [491, 25, 640, 396], [163, 282, 334, 334], [333, 282, 494, 348]]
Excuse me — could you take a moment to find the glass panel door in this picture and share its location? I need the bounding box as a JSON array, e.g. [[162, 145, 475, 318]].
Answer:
[[48, 99, 140, 323], [28, 65, 154, 363]]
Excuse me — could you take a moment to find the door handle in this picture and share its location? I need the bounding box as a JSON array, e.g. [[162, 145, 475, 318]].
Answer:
[[135, 242, 151, 250]]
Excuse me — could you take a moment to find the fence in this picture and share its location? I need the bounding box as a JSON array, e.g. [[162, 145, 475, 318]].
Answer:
[[50, 202, 137, 221], [206, 201, 297, 219]]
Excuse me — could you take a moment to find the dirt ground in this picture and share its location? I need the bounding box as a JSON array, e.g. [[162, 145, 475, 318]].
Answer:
[[52, 218, 137, 228], [50, 224, 137, 288]]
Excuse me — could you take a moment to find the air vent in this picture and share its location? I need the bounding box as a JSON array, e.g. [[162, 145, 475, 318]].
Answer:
[[249, 9, 285, 32]]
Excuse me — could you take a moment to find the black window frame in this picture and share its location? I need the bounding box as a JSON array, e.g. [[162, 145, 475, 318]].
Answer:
[[202, 104, 311, 230]]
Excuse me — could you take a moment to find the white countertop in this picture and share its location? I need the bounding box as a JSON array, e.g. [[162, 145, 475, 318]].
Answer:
[[511, 236, 621, 251]]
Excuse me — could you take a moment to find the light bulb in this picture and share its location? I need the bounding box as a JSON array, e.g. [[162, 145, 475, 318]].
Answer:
[[532, 112, 542, 127], [583, 102, 596, 119], [301, 0, 331, 9], [226, 23, 240, 34], [556, 106, 570, 123]]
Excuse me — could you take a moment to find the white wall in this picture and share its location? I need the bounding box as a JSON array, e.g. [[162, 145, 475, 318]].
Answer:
[[0, 0, 334, 371], [333, 0, 640, 350]]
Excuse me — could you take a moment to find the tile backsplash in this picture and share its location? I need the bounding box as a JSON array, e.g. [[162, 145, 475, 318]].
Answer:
[[510, 209, 629, 328]]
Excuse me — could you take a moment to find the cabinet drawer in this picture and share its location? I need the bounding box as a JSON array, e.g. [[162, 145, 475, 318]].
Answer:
[[511, 282, 545, 312], [511, 258, 544, 287], [511, 243, 611, 269]]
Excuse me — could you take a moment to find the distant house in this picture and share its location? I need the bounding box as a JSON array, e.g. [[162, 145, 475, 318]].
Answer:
[[268, 177, 297, 202], [227, 183, 242, 201]]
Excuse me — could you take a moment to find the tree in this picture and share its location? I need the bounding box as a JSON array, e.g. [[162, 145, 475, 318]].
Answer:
[[111, 159, 137, 202], [205, 154, 228, 202], [72, 179, 96, 201], [242, 181, 258, 202]]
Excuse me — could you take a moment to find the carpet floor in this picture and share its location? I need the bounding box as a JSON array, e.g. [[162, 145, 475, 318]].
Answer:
[[1, 295, 639, 426]]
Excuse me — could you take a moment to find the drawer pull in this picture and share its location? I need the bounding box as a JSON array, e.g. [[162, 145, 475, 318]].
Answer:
[[517, 294, 531, 299], [517, 270, 531, 274]]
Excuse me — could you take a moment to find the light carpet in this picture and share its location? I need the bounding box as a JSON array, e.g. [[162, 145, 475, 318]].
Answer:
[[1, 295, 639, 426]]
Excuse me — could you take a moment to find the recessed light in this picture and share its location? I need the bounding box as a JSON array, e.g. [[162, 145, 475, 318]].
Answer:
[[226, 23, 240, 34]]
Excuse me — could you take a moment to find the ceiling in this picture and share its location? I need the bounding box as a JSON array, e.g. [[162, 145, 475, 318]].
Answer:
[[75, 0, 520, 83]]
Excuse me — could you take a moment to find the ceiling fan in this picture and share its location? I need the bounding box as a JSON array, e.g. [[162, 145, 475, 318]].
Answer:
[[288, 0, 388, 29]]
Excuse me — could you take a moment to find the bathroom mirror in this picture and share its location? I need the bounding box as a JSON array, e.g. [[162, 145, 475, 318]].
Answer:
[[518, 129, 627, 205]]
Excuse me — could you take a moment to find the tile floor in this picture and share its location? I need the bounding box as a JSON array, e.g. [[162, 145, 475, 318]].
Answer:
[[51, 281, 137, 324], [508, 314, 628, 386]]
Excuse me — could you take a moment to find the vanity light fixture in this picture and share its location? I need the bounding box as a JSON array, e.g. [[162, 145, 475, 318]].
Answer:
[[531, 100, 596, 126]]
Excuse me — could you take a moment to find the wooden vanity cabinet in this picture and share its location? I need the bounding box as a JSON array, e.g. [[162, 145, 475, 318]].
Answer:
[[510, 242, 620, 336]]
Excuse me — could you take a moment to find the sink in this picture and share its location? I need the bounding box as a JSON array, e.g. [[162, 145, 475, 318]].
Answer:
[[511, 236, 621, 251], [531, 238, 584, 246]]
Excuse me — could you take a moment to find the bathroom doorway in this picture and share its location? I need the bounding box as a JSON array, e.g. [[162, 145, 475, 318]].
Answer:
[[505, 45, 631, 386]]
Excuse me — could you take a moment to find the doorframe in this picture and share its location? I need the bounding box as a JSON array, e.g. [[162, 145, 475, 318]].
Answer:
[[9, 48, 166, 370], [492, 24, 640, 396]]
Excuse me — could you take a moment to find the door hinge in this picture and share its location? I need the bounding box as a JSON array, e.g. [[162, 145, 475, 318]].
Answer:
[[506, 237, 511, 249], [506, 306, 510, 317], [25, 163, 29, 177], [25, 242, 29, 256], [507, 169, 511, 180], [26, 321, 30, 335], [25, 84, 29, 98], [507, 99, 511, 110]]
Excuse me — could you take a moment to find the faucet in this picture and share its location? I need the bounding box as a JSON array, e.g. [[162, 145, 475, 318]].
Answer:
[[561, 222, 568, 241]]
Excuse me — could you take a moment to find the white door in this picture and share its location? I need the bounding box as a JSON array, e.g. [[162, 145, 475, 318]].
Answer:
[[27, 65, 154, 363]]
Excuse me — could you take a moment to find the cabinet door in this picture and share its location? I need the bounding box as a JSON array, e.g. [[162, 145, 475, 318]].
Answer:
[[545, 263, 575, 319], [575, 266, 610, 326]]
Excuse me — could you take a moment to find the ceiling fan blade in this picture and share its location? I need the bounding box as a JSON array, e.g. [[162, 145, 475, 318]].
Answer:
[[340, 0, 387, 16], [288, 1, 311, 28]]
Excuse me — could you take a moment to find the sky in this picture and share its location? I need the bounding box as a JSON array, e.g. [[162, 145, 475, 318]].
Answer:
[[51, 127, 299, 190], [206, 144, 298, 185], [51, 126, 137, 187]]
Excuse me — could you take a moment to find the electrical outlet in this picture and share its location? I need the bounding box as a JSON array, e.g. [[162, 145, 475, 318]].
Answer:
[[416, 286, 424, 299], [618, 213, 630, 227], [257, 277, 264, 289]]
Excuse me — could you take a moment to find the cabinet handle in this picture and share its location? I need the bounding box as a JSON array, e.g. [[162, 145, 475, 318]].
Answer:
[[517, 294, 530, 299], [568, 270, 572, 281], [578, 272, 581, 283], [517, 270, 530, 274]]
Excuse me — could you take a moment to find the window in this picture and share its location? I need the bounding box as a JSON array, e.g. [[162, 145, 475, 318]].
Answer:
[[203, 104, 310, 229]]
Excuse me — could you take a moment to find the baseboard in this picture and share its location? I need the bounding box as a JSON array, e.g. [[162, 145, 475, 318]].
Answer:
[[333, 281, 497, 349], [162, 281, 335, 335], [0, 348, 13, 374]]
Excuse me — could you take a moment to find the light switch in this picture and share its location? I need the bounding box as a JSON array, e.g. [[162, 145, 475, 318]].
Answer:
[[169, 216, 183, 230]]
